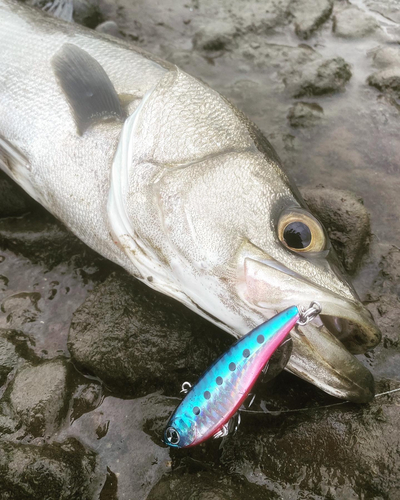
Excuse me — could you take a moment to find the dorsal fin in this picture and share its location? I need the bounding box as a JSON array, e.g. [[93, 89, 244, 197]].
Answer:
[[52, 44, 125, 135]]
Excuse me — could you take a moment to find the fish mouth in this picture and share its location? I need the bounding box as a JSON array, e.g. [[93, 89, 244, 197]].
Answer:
[[243, 256, 381, 403], [286, 314, 377, 403]]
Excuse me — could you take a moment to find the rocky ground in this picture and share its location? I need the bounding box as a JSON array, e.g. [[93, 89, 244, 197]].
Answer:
[[1, 0, 400, 498]]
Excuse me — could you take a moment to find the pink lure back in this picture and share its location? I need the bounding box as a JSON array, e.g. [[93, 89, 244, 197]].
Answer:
[[164, 306, 300, 448]]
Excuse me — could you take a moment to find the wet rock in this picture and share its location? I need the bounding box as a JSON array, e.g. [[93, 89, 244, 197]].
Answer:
[[0, 400, 20, 436], [333, 7, 380, 39], [0, 414, 18, 436], [0, 172, 35, 217], [0, 210, 102, 268], [73, 0, 105, 28], [66, 393, 174, 499], [0, 438, 99, 500], [364, 0, 400, 24], [148, 468, 277, 500], [287, 102, 324, 127], [0, 274, 8, 291], [99, 467, 118, 500], [368, 67, 400, 98], [360, 46, 400, 98], [291, 0, 333, 40], [8, 359, 70, 437], [219, 387, 400, 499], [367, 246, 400, 346], [288, 57, 352, 97], [227, 0, 292, 34], [70, 381, 103, 422], [244, 42, 318, 74], [95, 20, 122, 38], [370, 45, 400, 69], [0, 329, 40, 364], [302, 187, 371, 274], [193, 21, 237, 52], [68, 271, 231, 397], [0, 330, 21, 387], [1, 292, 42, 329]]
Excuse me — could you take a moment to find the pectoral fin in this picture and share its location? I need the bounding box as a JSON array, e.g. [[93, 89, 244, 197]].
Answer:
[[52, 44, 125, 134]]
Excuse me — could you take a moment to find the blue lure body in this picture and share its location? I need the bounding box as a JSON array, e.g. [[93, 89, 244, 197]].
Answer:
[[164, 306, 300, 448]]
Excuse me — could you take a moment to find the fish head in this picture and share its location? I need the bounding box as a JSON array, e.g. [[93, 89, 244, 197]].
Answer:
[[164, 414, 197, 448], [108, 69, 380, 403]]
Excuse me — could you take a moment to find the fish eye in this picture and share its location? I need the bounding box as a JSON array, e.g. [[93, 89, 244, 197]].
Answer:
[[165, 427, 180, 445], [277, 210, 325, 253]]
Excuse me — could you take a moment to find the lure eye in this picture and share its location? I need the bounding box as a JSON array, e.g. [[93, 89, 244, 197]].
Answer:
[[165, 427, 180, 445], [277, 210, 325, 253]]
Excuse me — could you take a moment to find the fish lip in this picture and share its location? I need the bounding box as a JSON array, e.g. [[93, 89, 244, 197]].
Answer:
[[286, 320, 376, 403], [242, 255, 381, 402], [245, 255, 381, 354], [288, 302, 379, 402]]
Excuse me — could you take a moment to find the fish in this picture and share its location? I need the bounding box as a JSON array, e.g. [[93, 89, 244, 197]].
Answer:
[[0, 0, 381, 403], [164, 305, 302, 448]]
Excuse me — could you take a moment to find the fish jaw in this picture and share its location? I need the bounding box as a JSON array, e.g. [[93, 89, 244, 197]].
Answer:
[[288, 322, 375, 403], [240, 256, 379, 402]]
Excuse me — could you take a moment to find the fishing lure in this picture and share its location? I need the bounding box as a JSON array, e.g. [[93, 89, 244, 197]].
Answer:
[[164, 302, 321, 448]]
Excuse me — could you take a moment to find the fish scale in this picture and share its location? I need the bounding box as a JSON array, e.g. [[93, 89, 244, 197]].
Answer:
[[164, 306, 300, 448]]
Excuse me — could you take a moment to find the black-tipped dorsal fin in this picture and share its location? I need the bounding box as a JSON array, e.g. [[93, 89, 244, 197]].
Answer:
[[52, 44, 125, 135]]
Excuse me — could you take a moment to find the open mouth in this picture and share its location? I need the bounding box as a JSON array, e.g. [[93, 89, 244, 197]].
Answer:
[[284, 306, 381, 403], [242, 255, 382, 403], [319, 314, 379, 354]]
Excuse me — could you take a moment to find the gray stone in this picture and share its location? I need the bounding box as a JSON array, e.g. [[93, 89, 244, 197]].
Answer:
[[0, 401, 19, 436], [1, 292, 41, 330], [302, 187, 371, 274], [333, 7, 380, 39], [68, 271, 231, 397], [368, 67, 400, 98], [291, 0, 333, 40], [0, 330, 21, 387], [368, 43, 400, 98], [287, 102, 324, 127], [288, 57, 352, 97], [193, 21, 237, 52], [9, 359, 70, 437], [0, 438, 99, 500], [72, 0, 105, 28], [0, 172, 35, 218], [95, 20, 122, 38], [370, 46, 400, 69], [0, 414, 18, 436]]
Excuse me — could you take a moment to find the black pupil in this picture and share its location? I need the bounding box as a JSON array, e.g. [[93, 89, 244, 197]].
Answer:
[[283, 222, 311, 249]]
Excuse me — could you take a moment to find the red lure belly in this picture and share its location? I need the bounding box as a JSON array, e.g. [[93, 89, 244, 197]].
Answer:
[[164, 306, 300, 448]]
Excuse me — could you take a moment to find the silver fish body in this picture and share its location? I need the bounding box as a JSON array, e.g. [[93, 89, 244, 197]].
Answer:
[[0, 0, 381, 402]]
